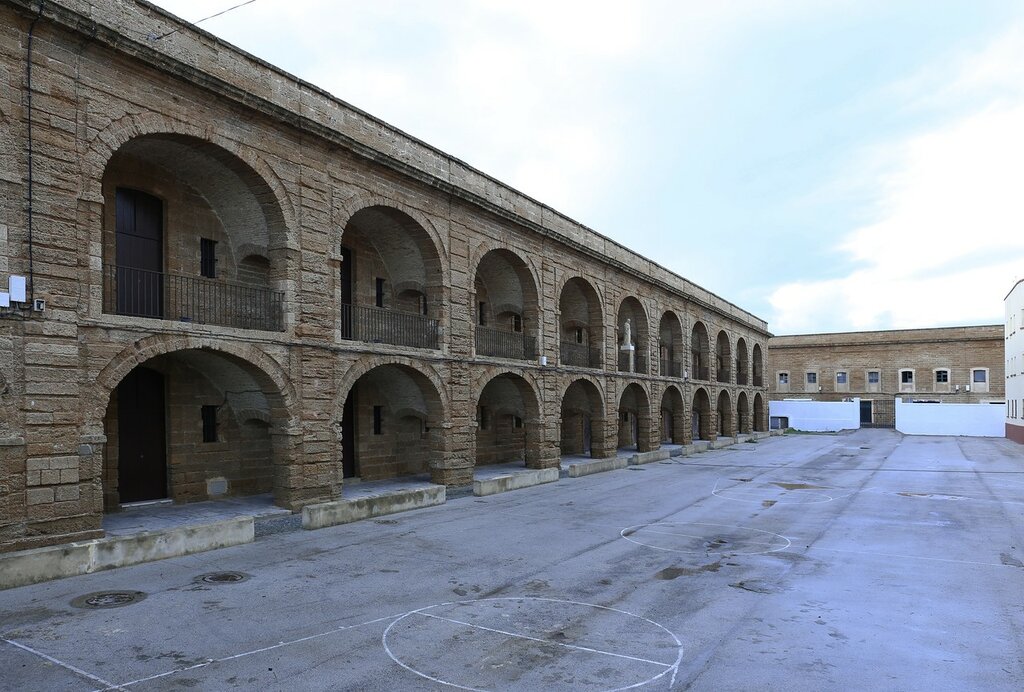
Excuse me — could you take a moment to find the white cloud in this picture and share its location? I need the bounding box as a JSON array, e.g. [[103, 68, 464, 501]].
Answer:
[[770, 27, 1024, 334]]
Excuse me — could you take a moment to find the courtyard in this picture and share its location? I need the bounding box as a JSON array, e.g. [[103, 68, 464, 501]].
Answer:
[[1, 429, 1022, 691]]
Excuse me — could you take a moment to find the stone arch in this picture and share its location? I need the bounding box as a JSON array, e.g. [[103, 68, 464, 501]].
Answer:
[[691, 321, 711, 381], [617, 382, 654, 452], [616, 296, 650, 374], [475, 371, 545, 468], [472, 247, 542, 361], [736, 337, 749, 385], [333, 354, 450, 419], [560, 377, 608, 458], [658, 311, 685, 377], [557, 275, 605, 368], [737, 391, 751, 434], [752, 343, 765, 387], [753, 392, 767, 432], [717, 389, 734, 437], [659, 384, 687, 445], [715, 330, 733, 383], [692, 386, 713, 441]]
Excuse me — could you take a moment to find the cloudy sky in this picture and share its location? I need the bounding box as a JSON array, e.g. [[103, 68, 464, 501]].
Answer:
[[148, 0, 1024, 334]]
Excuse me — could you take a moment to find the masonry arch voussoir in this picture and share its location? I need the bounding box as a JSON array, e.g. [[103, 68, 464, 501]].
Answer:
[[333, 354, 450, 420], [469, 240, 544, 303], [473, 367, 543, 414], [331, 190, 449, 265]]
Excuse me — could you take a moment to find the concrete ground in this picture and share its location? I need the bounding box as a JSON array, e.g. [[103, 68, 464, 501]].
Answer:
[[2, 429, 1023, 691]]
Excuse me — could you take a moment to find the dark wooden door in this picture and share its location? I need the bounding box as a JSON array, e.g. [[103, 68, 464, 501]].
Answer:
[[117, 366, 167, 503], [341, 390, 357, 478], [860, 400, 873, 425], [339, 246, 353, 339], [116, 188, 164, 318]]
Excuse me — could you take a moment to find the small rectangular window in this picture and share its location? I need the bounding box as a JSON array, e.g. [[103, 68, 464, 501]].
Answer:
[[200, 238, 217, 278], [373, 405, 383, 435], [420, 293, 428, 315], [478, 302, 487, 326], [901, 371, 914, 384], [806, 372, 817, 384], [201, 405, 218, 443], [375, 278, 386, 308], [511, 314, 522, 332], [973, 369, 987, 383], [478, 406, 490, 430], [868, 371, 880, 384], [513, 415, 524, 429], [574, 327, 584, 344], [935, 370, 949, 383], [778, 373, 789, 385], [836, 371, 848, 384]]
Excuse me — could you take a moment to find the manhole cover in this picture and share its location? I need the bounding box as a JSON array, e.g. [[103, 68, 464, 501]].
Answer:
[[197, 571, 249, 584], [71, 590, 146, 609]]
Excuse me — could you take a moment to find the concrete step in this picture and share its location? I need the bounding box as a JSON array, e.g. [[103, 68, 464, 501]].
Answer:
[[302, 485, 445, 530], [564, 456, 628, 478], [473, 467, 559, 496], [628, 449, 672, 465]]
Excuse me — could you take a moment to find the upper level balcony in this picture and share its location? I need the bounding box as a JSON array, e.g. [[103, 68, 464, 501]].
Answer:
[[340, 303, 439, 350], [475, 325, 536, 361], [560, 341, 601, 369], [104, 264, 284, 332]]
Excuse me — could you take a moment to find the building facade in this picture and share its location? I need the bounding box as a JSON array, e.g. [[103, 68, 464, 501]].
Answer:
[[1005, 281, 1024, 443], [769, 326, 1005, 427], [0, 0, 769, 553]]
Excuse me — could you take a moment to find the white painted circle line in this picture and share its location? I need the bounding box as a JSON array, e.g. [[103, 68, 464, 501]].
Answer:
[[381, 596, 684, 691], [710, 477, 858, 504], [620, 521, 792, 555]]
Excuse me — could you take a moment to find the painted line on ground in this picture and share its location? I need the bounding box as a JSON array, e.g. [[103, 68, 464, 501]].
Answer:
[[3, 638, 124, 691]]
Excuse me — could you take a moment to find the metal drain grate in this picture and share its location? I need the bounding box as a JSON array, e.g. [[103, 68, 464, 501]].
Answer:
[[71, 590, 146, 609], [197, 571, 249, 584]]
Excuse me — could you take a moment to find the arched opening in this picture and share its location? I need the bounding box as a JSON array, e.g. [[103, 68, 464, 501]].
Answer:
[[691, 321, 711, 381], [752, 343, 765, 387], [736, 337, 749, 386], [101, 348, 292, 511], [337, 364, 445, 482], [658, 312, 684, 378], [618, 383, 652, 452], [338, 206, 443, 349], [737, 391, 751, 434], [476, 373, 541, 468], [101, 134, 287, 331], [691, 388, 713, 441], [559, 277, 603, 368], [616, 297, 650, 374], [717, 390, 734, 437], [473, 249, 540, 361], [660, 386, 686, 444], [716, 331, 732, 384], [753, 392, 767, 432], [560, 379, 607, 458]]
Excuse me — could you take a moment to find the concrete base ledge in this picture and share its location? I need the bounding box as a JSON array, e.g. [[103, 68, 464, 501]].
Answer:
[[474, 468, 559, 496], [0, 517, 254, 591], [566, 457, 628, 478], [302, 485, 445, 530], [690, 441, 712, 452], [711, 437, 737, 449], [628, 449, 671, 465]]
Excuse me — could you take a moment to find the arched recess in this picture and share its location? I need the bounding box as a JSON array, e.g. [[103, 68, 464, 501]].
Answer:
[[100, 133, 290, 331], [616, 297, 650, 375], [736, 338, 749, 386], [473, 248, 541, 361], [737, 391, 751, 434], [717, 390, 734, 437], [753, 392, 767, 432], [335, 363, 446, 484], [691, 321, 711, 381], [560, 378, 607, 458], [618, 383, 653, 452], [336, 205, 444, 349], [99, 346, 300, 512], [752, 343, 765, 387], [692, 387, 713, 441], [660, 385, 686, 445], [476, 372, 543, 468], [715, 330, 733, 383], [558, 277, 604, 368], [658, 311, 685, 378]]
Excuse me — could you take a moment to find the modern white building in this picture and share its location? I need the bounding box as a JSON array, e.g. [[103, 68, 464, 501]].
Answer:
[[1005, 279, 1024, 443]]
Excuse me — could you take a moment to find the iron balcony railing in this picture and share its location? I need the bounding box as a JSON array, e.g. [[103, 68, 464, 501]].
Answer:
[[717, 368, 731, 383], [560, 341, 601, 368], [104, 264, 284, 331], [660, 360, 684, 378], [340, 303, 439, 349], [617, 352, 647, 375], [692, 366, 710, 381], [475, 326, 536, 361], [736, 372, 748, 385], [753, 374, 764, 387]]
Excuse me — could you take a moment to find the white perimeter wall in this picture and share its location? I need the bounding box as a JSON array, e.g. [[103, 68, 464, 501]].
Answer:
[[895, 398, 1005, 437], [769, 399, 860, 432]]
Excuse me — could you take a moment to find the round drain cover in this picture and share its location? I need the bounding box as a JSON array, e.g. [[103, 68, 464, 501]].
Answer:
[[71, 590, 146, 609], [197, 571, 249, 584]]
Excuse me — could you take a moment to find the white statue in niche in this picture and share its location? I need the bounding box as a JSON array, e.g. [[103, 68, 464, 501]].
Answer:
[[621, 318, 633, 348]]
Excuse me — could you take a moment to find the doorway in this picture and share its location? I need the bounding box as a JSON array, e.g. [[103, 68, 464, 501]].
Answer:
[[117, 366, 167, 503]]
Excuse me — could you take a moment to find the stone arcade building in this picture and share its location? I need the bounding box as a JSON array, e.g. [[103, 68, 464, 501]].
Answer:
[[0, 0, 769, 554]]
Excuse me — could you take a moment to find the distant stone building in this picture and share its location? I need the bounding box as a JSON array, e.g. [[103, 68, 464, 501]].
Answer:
[[1005, 281, 1024, 443], [769, 326, 1005, 427], [0, 0, 769, 552]]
